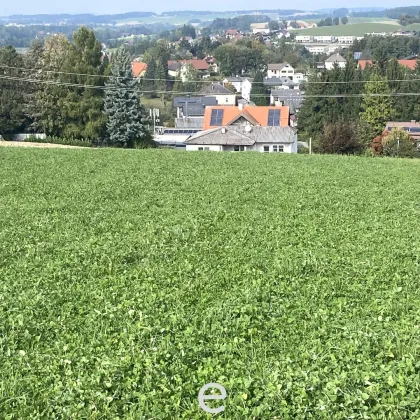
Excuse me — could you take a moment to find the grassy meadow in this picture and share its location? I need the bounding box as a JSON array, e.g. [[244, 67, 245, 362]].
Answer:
[[294, 22, 402, 36], [0, 148, 419, 418]]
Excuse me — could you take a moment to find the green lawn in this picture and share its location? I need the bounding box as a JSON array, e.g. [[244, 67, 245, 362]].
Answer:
[[294, 22, 402, 36], [1, 148, 419, 418]]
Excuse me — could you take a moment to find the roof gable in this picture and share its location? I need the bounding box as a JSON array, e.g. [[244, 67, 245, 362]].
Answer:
[[131, 62, 147, 77], [202, 105, 290, 130]]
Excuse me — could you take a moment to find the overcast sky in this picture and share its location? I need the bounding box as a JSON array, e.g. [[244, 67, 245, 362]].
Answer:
[[1, 0, 415, 16]]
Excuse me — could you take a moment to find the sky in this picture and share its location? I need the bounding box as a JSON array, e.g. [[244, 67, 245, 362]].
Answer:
[[2, 0, 418, 16]]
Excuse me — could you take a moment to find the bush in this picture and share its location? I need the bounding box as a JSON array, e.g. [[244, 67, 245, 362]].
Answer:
[[318, 121, 362, 155], [23, 136, 94, 147], [381, 128, 419, 158]]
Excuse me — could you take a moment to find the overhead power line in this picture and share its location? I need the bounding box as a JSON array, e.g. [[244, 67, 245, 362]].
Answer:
[[1, 64, 420, 85], [1, 74, 420, 98]]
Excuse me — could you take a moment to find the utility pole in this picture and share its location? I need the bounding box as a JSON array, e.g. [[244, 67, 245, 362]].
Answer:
[[149, 108, 160, 134]]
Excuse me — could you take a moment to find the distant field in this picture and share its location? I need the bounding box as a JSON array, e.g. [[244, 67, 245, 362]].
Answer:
[[1, 149, 420, 417], [115, 12, 278, 26], [294, 22, 401, 36], [405, 22, 420, 31]]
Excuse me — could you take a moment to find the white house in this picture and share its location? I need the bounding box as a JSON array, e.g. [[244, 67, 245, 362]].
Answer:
[[292, 73, 307, 83], [250, 22, 270, 34], [267, 63, 295, 79], [314, 35, 335, 43], [222, 76, 254, 102], [337, 36, 356, 44], [296, 35, 314, 43], [185, 125, 298, 153], [199, 83, 236, 105], [306, 45, 328, 54], [325, 53, 346, 70]]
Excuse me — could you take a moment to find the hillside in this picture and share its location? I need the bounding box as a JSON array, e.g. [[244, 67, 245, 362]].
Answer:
[[294, 22, 402, 36]]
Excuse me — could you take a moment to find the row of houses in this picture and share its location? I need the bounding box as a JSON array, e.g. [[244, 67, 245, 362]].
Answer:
[[296, 35, 364, 44]]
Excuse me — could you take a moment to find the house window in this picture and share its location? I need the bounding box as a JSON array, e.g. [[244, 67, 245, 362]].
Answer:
[[263, 146, 270, 153], [198, 147, 204, 151], [234, 145, 245, 151], [210, 109, 224, 126], [204, 147, 210, 150], [225, 97, 229, 103], [273, 145, 284, 152], [267, 109, 281, 126]]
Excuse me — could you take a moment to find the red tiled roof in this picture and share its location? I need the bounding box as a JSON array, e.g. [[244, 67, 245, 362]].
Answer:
[[168, 59, 209, 71], [132, 62, 147, 77], [359, 59, 418, 70], [226, 29, 239, 35], [203, 106, 290, 130]]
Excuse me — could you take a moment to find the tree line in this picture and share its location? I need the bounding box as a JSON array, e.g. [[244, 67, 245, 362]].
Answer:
[[0, 27, 153, 148], [298, 56, 420, 157]]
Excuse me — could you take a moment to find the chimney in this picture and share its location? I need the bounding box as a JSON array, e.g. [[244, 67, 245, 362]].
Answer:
[[238, 103, 244, 111], [221, 127, 226, 134], [411, 120, 416, 124]]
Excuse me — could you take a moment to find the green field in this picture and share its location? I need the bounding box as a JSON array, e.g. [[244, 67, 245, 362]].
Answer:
[[1, 148, 420, 418], [294, 22, 402, 36]]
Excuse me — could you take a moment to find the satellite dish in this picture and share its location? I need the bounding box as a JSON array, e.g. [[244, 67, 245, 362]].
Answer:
[[245, 125, 252, 132]]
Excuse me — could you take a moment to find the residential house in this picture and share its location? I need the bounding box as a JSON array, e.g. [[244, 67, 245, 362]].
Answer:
[[168, 59, 210, 80], [325, 53, 346, 70], [306, 45, 329, 54], [202, 105, 290, 130], [223, 76, 254, 101], [270, 90, 305, 126], [132, 61, 148, 78], [296, 35, 314, 43], [293, 73, 306, 83], [184, 125, 298, 153], [358, 59, 417, 71], [384, 121, 420, 144], [199, 83, 236, 105], [267, 63, 295, 79], [314, 35, 335, 43], [264, 76, 300, 90], [225, 29, 240, 39], [392, 30, 415, 37], [278, 30, 291, 38], [337, 36, 356, 44], [204, 56, 219, 73], [173, 96, 218, 129], [251, 22, 270, 34]]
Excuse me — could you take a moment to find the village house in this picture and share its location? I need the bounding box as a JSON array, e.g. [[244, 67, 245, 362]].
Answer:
[[325, 53, 346, 70], [225, 29, 240, 39], [267, 63, 295, 79], [173, 96, 218, 129], [185, 104, 297, 152], [199, 83, 237, 105], [131, 61, 147, 78], [222, 76, 254, 101], [250, 22, 270, 35], [168, 59, 210, 80], [358, 59, 417, 71]]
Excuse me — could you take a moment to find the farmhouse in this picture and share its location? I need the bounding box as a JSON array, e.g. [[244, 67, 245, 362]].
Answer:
[[185, 125, 297, 153], [250, 22, 270, 34]]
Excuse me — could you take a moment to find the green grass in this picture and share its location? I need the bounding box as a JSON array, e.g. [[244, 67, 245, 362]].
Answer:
[[1, 149, 420, 418], [294, 22, 402, 36]]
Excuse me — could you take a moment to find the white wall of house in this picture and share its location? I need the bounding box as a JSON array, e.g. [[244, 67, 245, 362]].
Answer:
[[314, 35, 335, 43], [325, 61, 346, 70], [292, 73, 306, 83], [186, 144, 222, 151], [209, 94, 236, 105], [252, 28, 270, 34], [337, 36, 356, 43], [307, 46, 327, 54], [296, 35, 314, 42], [267, 64, 295, 79], [186, 142, 297, 153], [254, 142, 296, 153], [242, 79, 252, 101]]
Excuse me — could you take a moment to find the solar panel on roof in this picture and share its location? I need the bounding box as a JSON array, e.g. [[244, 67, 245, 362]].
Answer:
[[410, 128, 420, 133], [210, 109, 224, 126], [267, 109, 280, 126]]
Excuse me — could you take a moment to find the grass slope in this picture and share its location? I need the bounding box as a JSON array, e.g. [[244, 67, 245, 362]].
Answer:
[[294, 22, 401, 36], [0, 149, 419, 418]]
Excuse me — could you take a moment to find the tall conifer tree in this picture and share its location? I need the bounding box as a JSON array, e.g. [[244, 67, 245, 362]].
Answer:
[[104, 47, 152, 148]]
